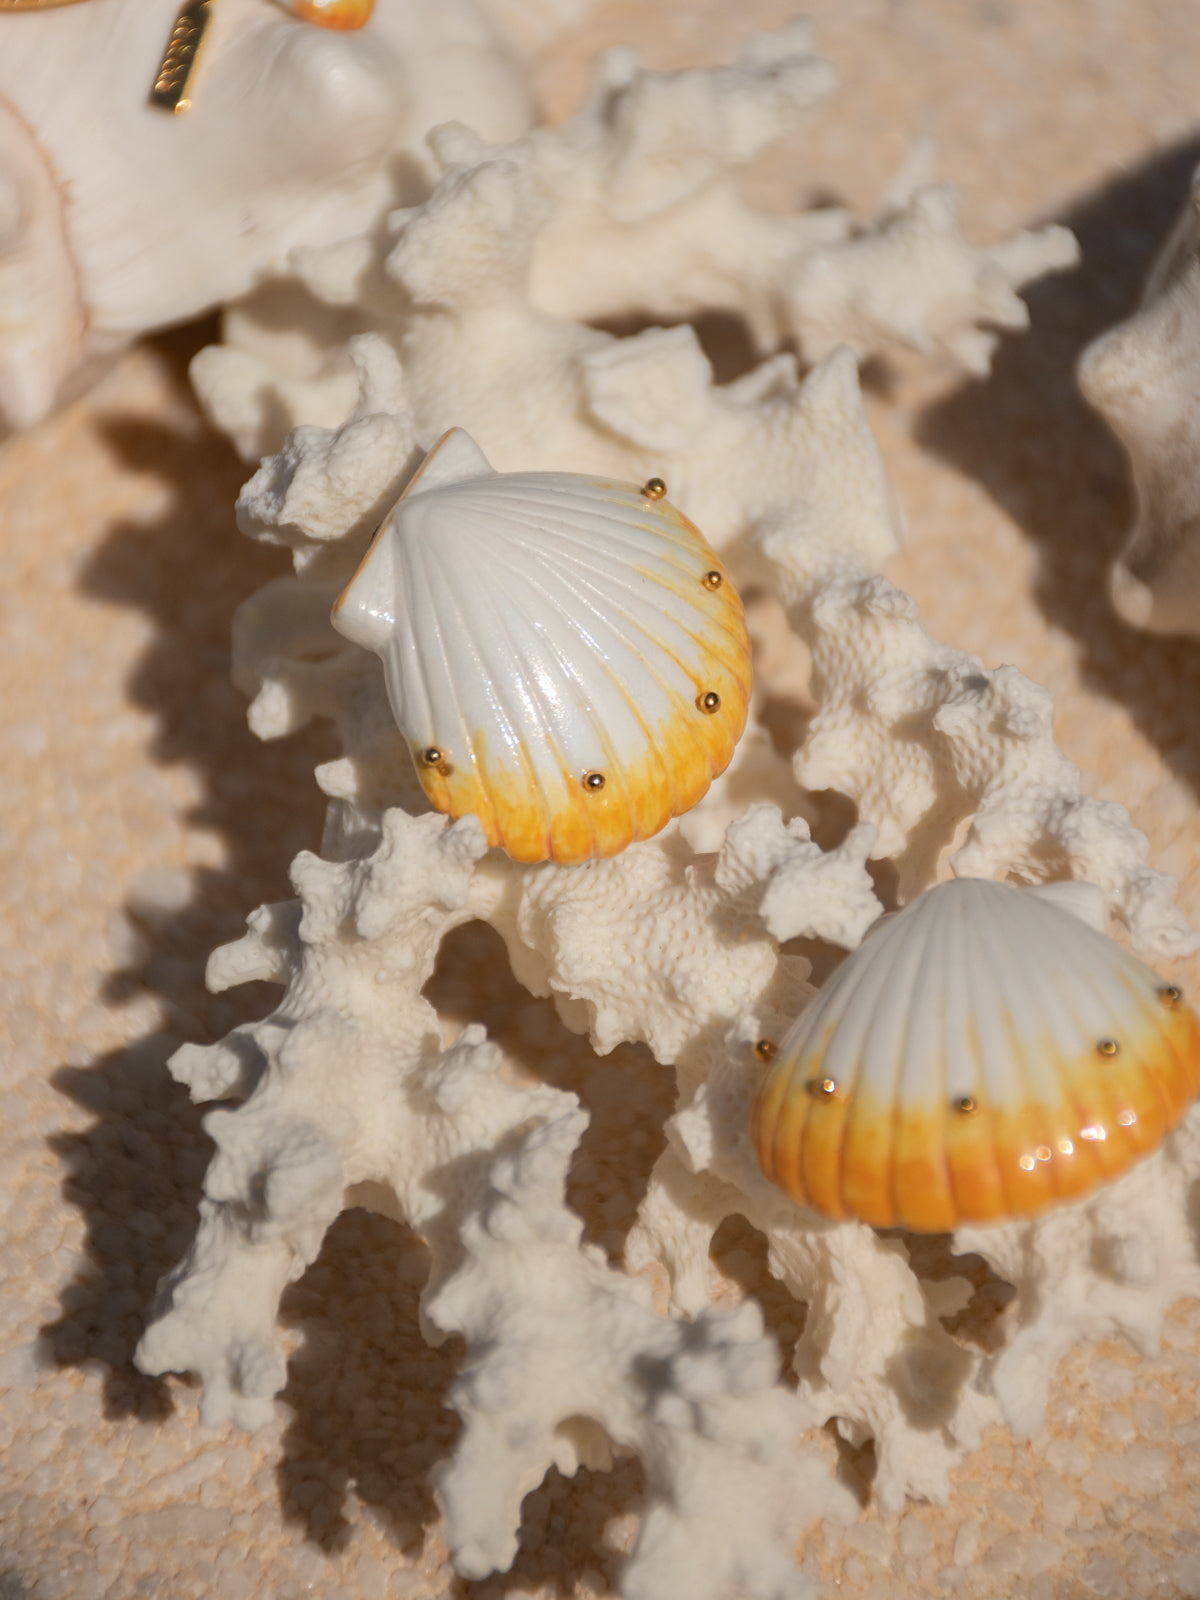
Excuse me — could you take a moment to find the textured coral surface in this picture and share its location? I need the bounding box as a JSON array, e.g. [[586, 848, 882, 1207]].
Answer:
[[6, 4, 1200, 1600]]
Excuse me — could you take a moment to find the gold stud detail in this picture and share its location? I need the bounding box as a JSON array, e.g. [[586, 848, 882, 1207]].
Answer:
[[953, 1094, 977, 1116], [583, 771, 606, 791], [808, 1076, 839, 1098], [1097, 1038, 1119, 1057], [698, 691, 721, 714], [702, 571, 723, 591], [753, 1038, 777, 1062], [420, 746, 451, 777], [642, 477, 667, 501], [149, 0, 213, 113], [1159, 984, 1183, 1009]]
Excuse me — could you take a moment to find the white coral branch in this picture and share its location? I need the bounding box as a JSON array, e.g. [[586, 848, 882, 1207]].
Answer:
[[788, 183, 1079, 374], [194, 32, 1076, 465], [761, 516, 1198, 953], [428, 1104, 855, 1597], [631, 1034, 994, 1513], [956, 1102, 1200, 1435], [133, 29, 1200, 1598], [137, 801, 875, 1596]]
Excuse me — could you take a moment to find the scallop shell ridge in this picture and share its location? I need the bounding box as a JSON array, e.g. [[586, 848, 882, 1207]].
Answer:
[[750, 877, 1200, 1231], [332, 428, 753, 863]]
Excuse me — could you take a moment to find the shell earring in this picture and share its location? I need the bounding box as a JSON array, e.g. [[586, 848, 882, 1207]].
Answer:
[[750, 878, 1200, 1231], [332, 428, 753, 864]]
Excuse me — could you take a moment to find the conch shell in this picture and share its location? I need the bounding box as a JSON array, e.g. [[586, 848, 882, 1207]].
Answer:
[[0, 0, 534, 434]]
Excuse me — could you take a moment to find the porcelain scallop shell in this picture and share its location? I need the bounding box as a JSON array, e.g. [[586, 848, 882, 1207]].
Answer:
[[750, 877, 1200, 1231], [331, 428, 753, 863]]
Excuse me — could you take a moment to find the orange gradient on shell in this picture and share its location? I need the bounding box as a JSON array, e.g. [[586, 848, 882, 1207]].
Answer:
[[414, 551, 751, 863], [331, 429, 754, 866], [751, 974, 1200, 1232], [287, 0, 374, 29]]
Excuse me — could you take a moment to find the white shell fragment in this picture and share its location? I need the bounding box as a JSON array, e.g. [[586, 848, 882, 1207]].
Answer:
[[752, 877, 1200, 1231], [331, 428, 752, 862]]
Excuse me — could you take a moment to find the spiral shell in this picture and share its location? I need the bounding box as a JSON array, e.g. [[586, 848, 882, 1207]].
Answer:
[[332, 428, 753, 863], [750, 878, 1200, 1231]]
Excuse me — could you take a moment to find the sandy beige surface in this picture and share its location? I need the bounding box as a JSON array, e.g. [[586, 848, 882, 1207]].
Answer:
[[4, 2, 1200, 1597]]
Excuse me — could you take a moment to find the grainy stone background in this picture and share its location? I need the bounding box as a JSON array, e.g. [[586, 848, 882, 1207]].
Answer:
[[3, 3, 1200, 1597]]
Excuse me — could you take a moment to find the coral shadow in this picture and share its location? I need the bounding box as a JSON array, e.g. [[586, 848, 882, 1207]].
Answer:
[[426, 921, 675, 1264], [917, 133, 1200, 798], [38, 329, 658, 1585], [39, 320, 336, 1419], [275, 1212, 461, 1555], [275, 1158, 649, 1586], [453, 1458, 647, 1600], [590, 309, 763, 385], [44, 1039, 212, 1421]]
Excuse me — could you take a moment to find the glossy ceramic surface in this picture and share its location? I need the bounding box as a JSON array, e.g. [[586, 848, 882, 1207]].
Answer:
[[751, 878, 1200, 1230], [332, 428, 752, 862]]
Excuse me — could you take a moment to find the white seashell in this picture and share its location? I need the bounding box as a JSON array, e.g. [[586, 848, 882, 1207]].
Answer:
[[331, 428, 753, 863], [0, 0, 533, 433], [751, 877, 1200, 1231]]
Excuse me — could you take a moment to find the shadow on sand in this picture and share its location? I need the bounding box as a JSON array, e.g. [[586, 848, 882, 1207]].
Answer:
[[37, 321, 655, 1588], [918, 132, 1200, 799]]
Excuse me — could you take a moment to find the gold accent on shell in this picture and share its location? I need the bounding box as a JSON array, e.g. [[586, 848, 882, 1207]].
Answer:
[[1097, 1038, 1119, 1057], [702, 571, 723, 590], [641, 477, 667, 501], [953, 1094, 978, 1116], [421, 747, 452, 777], [1160, 984, 1184, 1009], [150, 0, 213, 113], [583, 771, 606, 791], [289, 0, 376, 27], [698, 691, 721, 714], [753, 1038, 777, 1063]]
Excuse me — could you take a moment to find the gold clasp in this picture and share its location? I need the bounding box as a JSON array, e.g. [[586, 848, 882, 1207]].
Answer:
[[149, 0, 214, 114]]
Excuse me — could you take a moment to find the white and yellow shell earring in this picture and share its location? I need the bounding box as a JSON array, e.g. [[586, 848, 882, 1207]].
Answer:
[[751, 878, 1200, 1231], [331, 428, 753, 865]]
